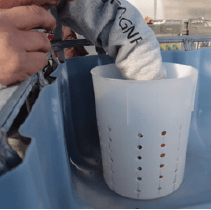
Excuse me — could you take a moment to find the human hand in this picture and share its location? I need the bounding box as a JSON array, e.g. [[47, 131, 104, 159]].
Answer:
[[0, 5, 56, 86], [145, 16, 153, 24]]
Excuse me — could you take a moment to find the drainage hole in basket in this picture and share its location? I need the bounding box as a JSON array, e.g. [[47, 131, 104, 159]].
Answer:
[[138, 145, 142, 150], [108, 126, 111, 131], [160, 153, 165, 158], [138, 133, 143, 138], [160, 164, 165, 168], [161, 131, 167, 136], [159, 175, 163, 178], [137, 177, 142, 181], [109, 138, 112, 142], [110, 158, 114, 162], [161, 144, 166, 148], [158, 187, 162, 190], [136, 190, 141, 193], [137, 156, 142, 160], [137, 167, 142, 171]]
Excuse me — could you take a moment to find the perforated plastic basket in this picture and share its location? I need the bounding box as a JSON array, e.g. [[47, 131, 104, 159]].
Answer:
[[91, 63, 198, 199]]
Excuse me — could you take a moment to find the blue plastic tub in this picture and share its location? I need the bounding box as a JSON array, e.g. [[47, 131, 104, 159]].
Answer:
[[1, 48, 211, 208]]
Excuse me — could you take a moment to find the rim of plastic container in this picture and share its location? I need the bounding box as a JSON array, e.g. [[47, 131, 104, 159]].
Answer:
[[91, 62, 198, 84]]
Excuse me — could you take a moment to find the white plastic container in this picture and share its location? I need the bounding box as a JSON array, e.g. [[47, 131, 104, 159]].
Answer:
[[91, 63, 198, 200]]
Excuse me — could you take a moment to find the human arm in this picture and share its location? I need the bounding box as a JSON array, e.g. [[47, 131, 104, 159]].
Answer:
[[56, 0, 166, 80]]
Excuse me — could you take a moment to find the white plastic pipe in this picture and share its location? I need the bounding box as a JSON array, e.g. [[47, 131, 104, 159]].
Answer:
[[154, 0, 157, 20]]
